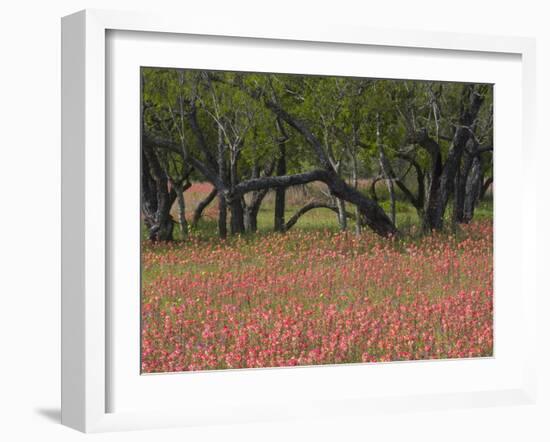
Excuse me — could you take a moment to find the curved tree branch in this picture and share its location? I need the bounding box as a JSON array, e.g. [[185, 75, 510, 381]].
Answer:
[[480, 176, 493, 200], [407, 128, 441, 158], [191, 187, 218, 227], [395, 153, 425, 210], [234, 169, 330, 194], [283, 201, 356, 231], [370, 175, 383, 202], [162, 73, 398, 237]]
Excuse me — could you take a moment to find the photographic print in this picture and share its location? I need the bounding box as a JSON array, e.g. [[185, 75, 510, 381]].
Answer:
[[140, 68, 493, 373]]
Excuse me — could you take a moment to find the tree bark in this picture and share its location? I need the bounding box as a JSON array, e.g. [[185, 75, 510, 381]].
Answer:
[[141, 144, 176, 241], [229, 197, 246, 235], [244, 206, 257, 233], [394, 153, 425, 222], [217, 125, 229, 239], [242, 143, 273, 233], [244, 188, 269, 233], [480, 176, 493, 201], [141, 148, 158, 232], [407, 85, 485, 231], [274, 143, 287, 232], [191, 187, 217, 227], [453, 151, 473, 224], [463, 155, 483, 223], [431, 85, 485, 229], [423, 149, 444, 231], [335, 198, 348, 230], [176, 190, 188, 237], [407, 128, 443, 231], [376, 114, 396, 226], [350, 153, 362, 235], [218, 193, 227, 239], [174, 180, 192, 238]]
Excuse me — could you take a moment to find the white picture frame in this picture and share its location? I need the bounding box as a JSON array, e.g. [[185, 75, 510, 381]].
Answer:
[[61, 9, 537, 433]]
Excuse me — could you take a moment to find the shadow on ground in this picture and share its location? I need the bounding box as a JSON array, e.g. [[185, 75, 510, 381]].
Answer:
[[35, 408, 61, 423]]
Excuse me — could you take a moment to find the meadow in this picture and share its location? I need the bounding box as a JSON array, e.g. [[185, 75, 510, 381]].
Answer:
[[141, 183, 493, 373]]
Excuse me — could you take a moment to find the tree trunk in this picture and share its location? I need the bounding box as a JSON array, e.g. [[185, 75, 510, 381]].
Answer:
[[432, 129, 466, 229], [244, 206, 256, 233], [463, 155, 483, 223], [153, 195, 175, 241], [376, 114, 396, 226], [431, 85, 485, 229], [393, 152, 426, 225], [141, 143, 176, 241], [229, 197, 245, 235], [244, 188, 269, 233], [192, 187, 217, 227], [422, 153, 443, 232], [453, 152, 473, 224], [217, 125, 229, 239], [218, 193, 227, 239], [274, 184, 286, 232], [174, 185, 189, 238], [351, 154, 361, 235], [318, 172, 396, 237], [227, 139, 246, 235], [480, 176, 493, 201], [141, 149, 158, 232], [410, 85, 485, 231], [336, 198, 347, 230], [244, 205, 259, 233], [408, 129, 444, 232], [274, 132, 287, 232]]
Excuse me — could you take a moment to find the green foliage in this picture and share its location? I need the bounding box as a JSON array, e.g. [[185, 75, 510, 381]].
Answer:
[[141, 67, 493, 234]]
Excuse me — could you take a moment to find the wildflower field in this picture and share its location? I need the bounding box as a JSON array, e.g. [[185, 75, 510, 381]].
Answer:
[[141, 197, 493, 373]]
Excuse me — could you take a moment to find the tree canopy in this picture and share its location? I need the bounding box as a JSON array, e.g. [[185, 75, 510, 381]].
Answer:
[[141, 67, 493, 241]]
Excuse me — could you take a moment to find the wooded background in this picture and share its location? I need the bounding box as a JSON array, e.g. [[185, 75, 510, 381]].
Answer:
[[142, 69, 493, 240]]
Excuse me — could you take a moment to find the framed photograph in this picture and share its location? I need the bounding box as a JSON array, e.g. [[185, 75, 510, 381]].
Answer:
[[61, 9, 537, 433]]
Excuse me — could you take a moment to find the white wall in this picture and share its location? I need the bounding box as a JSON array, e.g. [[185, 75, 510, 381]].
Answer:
[[0, 1, 548, 441]]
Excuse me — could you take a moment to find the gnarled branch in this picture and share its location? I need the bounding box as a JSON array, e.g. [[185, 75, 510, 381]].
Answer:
[[284, 201, 356, 231]]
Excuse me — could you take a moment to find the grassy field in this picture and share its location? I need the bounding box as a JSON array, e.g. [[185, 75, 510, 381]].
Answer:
[[141, 182, 493, 373]]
